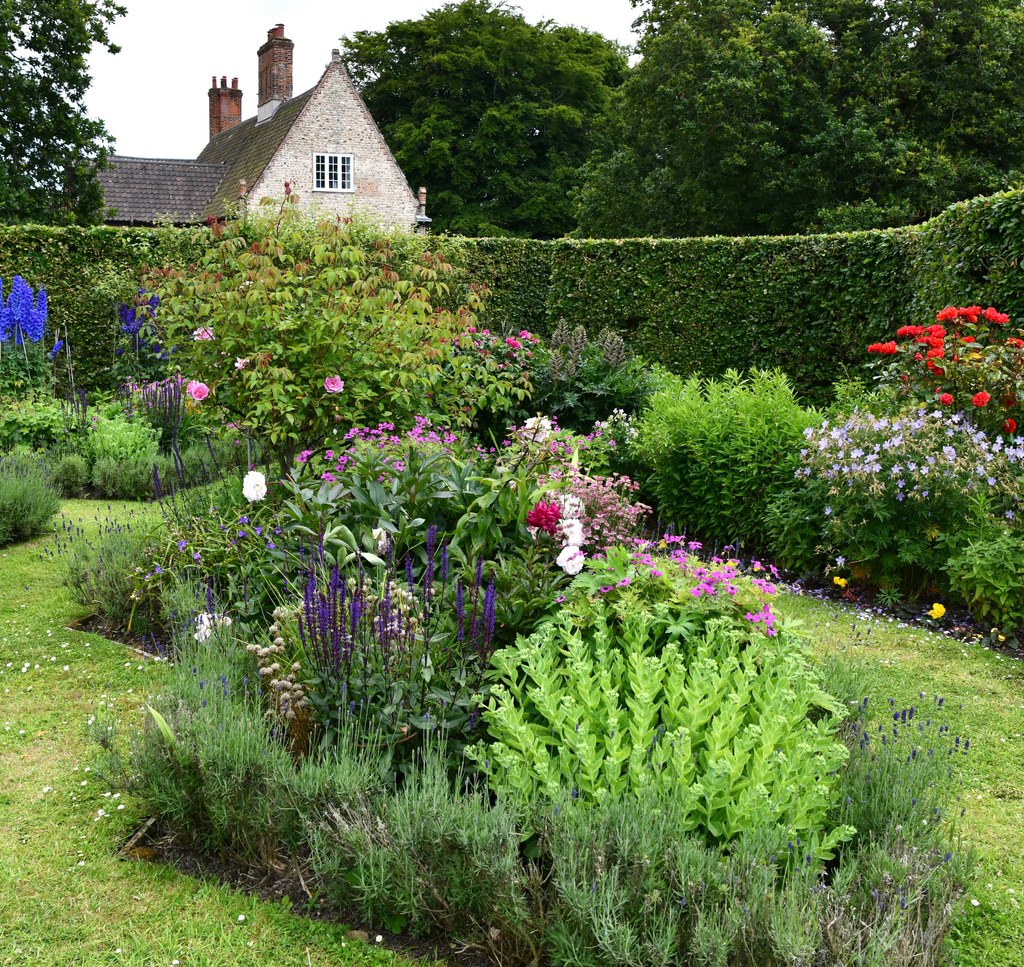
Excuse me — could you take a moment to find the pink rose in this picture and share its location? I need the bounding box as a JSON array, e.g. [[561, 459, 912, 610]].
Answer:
[[192, 326, 214, 341], [324, 376, 344, 393], [186, 380, 209, 401]]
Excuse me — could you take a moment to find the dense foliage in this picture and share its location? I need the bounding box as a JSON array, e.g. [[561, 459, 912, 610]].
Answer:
[[0, 0, 126, 225], [579, 0, 1024, 236], [632, 370, 818, 548], [6, 187, 1024, 402], [341, 0, 627, 237]]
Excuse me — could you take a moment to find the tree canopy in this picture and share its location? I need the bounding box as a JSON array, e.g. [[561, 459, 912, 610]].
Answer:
[[341, 0, 627, 238], [0, 0, 125, 225], [577, 0, 1024, 237]]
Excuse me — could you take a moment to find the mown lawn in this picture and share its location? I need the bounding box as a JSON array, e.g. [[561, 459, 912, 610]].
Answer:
[[2, 500, 1021, 965], [780, 593, 1024, 966], [0, 501, 416, 967]]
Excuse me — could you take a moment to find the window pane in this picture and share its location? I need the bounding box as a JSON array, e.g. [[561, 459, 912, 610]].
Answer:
[[328, 155, 339, 190], [340, 155, 352, 190], [315, 154, 325, 189]]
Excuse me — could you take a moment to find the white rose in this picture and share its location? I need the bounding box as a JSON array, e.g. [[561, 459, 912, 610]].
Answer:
[[242, 470, 267, 502]]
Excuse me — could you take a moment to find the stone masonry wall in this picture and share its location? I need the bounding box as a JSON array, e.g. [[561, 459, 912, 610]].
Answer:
[[253, 58, 419, 230]]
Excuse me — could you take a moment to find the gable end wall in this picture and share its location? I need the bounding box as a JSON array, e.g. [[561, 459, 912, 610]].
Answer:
[[252, 64, 419, 230]]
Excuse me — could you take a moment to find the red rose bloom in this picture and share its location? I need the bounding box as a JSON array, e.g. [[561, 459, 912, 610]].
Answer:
[[983, 307, 1010, 324], [936, 306, 958, 322], [926, 347, 944, 359], [526, 501, 561, 536], [1004, 418, 1017, 434], [867, 341, 898, 355], [897, 325, 925, 338], [972, 391, 991, 407], [959, 335, 976, 343], [938, 393, 954, 406], [959, 306, 982, 323], [1007, 337, 1024, 349]]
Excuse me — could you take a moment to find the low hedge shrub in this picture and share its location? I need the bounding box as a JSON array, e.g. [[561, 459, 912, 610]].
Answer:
[[0, 452, 61, 547]]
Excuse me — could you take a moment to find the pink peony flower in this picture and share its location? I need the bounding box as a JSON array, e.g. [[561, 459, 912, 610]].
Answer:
[[324, 375, 344, 393], [186, 380, 209, 401], [193, 326, 214, 341]]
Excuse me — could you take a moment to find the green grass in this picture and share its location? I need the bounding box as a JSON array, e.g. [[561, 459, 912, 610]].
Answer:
[[779, 591, 1024, 967], [0, 500, 418, 967], [3, 501, 1022, 965]]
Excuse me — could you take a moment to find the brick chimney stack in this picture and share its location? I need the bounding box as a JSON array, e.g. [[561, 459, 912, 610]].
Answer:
[[208, 76, 242, 140], [257, 24, 293, 123]]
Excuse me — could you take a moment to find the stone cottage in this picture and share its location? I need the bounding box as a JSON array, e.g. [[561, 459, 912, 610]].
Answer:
[[97, 25, 429, 231]]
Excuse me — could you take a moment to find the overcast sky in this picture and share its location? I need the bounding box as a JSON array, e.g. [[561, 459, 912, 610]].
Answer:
[[84, 1, 640, 159]]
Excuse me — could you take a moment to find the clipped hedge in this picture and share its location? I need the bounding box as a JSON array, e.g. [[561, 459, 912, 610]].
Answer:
[[4, 187, 1024, 398], [451, 187, 1024, 401]]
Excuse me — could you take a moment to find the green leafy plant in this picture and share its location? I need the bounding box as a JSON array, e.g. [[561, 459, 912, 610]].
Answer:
[[471, 547, 853, 860], [529, 320, 664, 431], [148, 202, 528, 474], [51, 452, 89, 497], [945, 527, 1024, 637], [632, 369, 819, 548]]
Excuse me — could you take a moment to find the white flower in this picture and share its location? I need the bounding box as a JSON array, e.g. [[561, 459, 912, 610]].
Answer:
[[372, 526, 389, 554], [194, 612, 232, 642], [521, 415, 553, 444], [242, 470, 267, 502], [560, 517, 584, 547], [557, 544, 585, 575]]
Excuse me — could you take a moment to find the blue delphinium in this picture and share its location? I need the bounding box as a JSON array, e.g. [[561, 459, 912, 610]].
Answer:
[[0, 275, 48, 345]]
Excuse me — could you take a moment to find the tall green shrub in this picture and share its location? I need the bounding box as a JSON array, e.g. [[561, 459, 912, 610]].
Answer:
[[631, 370, 819, 548]]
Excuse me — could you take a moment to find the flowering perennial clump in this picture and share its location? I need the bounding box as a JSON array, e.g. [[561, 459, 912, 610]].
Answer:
[[796, 407, 1024, 591]]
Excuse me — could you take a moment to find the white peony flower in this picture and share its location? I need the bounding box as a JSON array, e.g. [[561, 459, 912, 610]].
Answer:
[[556, 544, 585, 575], [560, 517, 584, 547], [242, 470, 267, 502]]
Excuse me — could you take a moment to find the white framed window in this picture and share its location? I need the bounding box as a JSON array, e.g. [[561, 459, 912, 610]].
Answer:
[[313, 152, 354, 192]]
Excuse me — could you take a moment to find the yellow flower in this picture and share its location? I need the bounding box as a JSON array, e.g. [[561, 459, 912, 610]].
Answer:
[[658, 539, 667, 549], [928, 603, 946, 620], [833, 576, 848, 588]]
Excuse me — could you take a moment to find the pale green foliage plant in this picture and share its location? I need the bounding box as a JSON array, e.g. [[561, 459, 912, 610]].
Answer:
[[471, 552, 854, 861]]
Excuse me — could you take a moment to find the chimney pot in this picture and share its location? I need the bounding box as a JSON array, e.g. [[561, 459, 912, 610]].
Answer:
[[211, 75, 217, 89], [231, 77, 238, 89], [418, 187, 427, 206], [220, 75, 227, 87]]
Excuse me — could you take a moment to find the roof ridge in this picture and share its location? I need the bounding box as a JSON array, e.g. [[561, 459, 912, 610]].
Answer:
[[110, 156, 226, 167]]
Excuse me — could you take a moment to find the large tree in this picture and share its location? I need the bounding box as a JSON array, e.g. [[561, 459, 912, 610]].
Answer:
[[0, 0, 125, 225], [341, 0, 627, 238], [577, 0, 1024, 237]]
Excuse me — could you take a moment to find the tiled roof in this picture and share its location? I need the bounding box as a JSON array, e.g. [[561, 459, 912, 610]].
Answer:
[[196, 88, 315, 215], [97, 157, 226, 224]]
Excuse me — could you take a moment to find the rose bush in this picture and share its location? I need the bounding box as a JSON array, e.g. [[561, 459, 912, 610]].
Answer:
[[867, 305, 1024, 437]]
